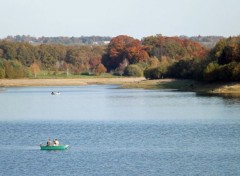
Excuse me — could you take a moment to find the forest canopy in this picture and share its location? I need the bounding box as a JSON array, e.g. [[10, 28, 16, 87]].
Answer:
[[0, 34, 239, 82]]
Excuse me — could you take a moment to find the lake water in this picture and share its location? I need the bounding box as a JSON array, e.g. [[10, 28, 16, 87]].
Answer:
[[0, 85, 240, 175]]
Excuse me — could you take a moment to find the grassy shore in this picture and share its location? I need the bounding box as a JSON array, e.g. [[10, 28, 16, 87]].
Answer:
[[0, 77, 239, 95], [121, 79, 240, 95]]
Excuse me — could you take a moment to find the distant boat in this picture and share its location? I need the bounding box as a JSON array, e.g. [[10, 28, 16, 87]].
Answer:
[[51, 92, 60, 95], [40, 145, 69, 150]]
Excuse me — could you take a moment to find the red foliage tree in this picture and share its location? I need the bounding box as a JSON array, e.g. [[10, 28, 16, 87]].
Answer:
[[142, 35, 208, 60], [103, 35, 149, 71], [94, 64, 107, 75], [89, 56, 101, 70]]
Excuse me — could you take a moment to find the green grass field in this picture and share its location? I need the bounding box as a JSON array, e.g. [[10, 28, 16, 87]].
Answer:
[[28, 71, 119, 79]]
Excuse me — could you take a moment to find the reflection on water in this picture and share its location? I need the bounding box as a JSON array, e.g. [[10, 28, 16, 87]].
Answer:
[[0, 85, 240, 122], [196, 92, 240, 106], [1, 85, 240, 175]]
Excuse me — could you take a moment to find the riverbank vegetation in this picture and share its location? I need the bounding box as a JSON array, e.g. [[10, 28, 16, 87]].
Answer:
[[0, 35, 239, 91], [121, 79, 240, 94]]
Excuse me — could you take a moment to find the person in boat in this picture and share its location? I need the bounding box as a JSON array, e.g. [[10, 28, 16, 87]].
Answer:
[[51, 92, 60, 95], [46, 139, 52, 146], [54, 139, 59, 146]]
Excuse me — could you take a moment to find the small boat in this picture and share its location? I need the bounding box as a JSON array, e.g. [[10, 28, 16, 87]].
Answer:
[[40, 145, 69, 150], [51, 92, 60, 95]]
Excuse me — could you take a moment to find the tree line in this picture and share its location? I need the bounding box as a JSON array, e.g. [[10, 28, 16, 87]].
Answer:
[[4, 35, 111, 45], [0, 41, 107, 78], [3, 35, 223, 48], [0, 35, 239, 82]]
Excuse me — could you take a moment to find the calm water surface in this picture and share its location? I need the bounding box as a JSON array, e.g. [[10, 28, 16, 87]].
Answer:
[[0, 85, 240, 175]]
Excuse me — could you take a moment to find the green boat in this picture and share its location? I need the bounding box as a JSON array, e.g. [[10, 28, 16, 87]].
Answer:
[[40, 145, 69, 150]]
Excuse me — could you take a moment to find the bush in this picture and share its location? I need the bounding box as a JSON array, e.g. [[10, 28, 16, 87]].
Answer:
[[94, 64, 107, 75], [81, 72, 91, 76], [136, 62, 148, 70], [217, 63, 234, 81], [144, 67, 164, 79], [203, 61, 240, 82], [0, 60, 5, 78], [124, 64, 143, 77], [0, 67, 5, 78], [232, 63, 240, 81], [4, 60, 26, 78], [203, 62, 220, 82]]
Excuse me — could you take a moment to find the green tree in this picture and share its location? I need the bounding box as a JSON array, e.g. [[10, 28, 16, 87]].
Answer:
[[211, 37, 240, 65], [38, 45, 56, 69], [124, 64, 143, 77], [4, 60, 26, 78], [0, 41, 17, 60], [203, 62, 220, 82], [0, 60, 5, 78], [16, 43, 36, 66], [144, 67, 165, 79], [232, 63, 240, 81]]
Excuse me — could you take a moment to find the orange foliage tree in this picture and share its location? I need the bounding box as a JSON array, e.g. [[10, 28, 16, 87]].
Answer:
[[142, 35, 208, 61], [94, 64, 107, 75], [102, 35, 149, 71], [30, 63, 40, 78]]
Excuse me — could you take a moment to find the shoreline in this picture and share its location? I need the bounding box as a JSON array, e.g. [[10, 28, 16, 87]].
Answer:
[[0, 77, 146, 87], [0, 78, 240, 95], [121, 79, 240, 95]]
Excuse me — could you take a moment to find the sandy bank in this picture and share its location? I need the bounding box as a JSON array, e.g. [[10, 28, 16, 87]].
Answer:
[[0, 77, 146, 87], [0, 78, 239, 95]]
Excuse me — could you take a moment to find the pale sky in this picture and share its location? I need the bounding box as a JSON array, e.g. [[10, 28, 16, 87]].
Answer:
[[0, 0, 239, 39]]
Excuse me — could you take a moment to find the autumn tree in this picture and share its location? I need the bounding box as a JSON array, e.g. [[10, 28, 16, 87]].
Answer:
[[65, 45, 105, 74], [37, 45, 56, 69], [16, 43, 37, 66], [203, 37, 240, 82], [142, 35, 207, 61], [0, 41, 17, 60], [30, 63, 41, 78], [94, 64, 107, 75], [210, 37, 240, 65], [148, 57, 160, 67], [102, 35, 149, 71]]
